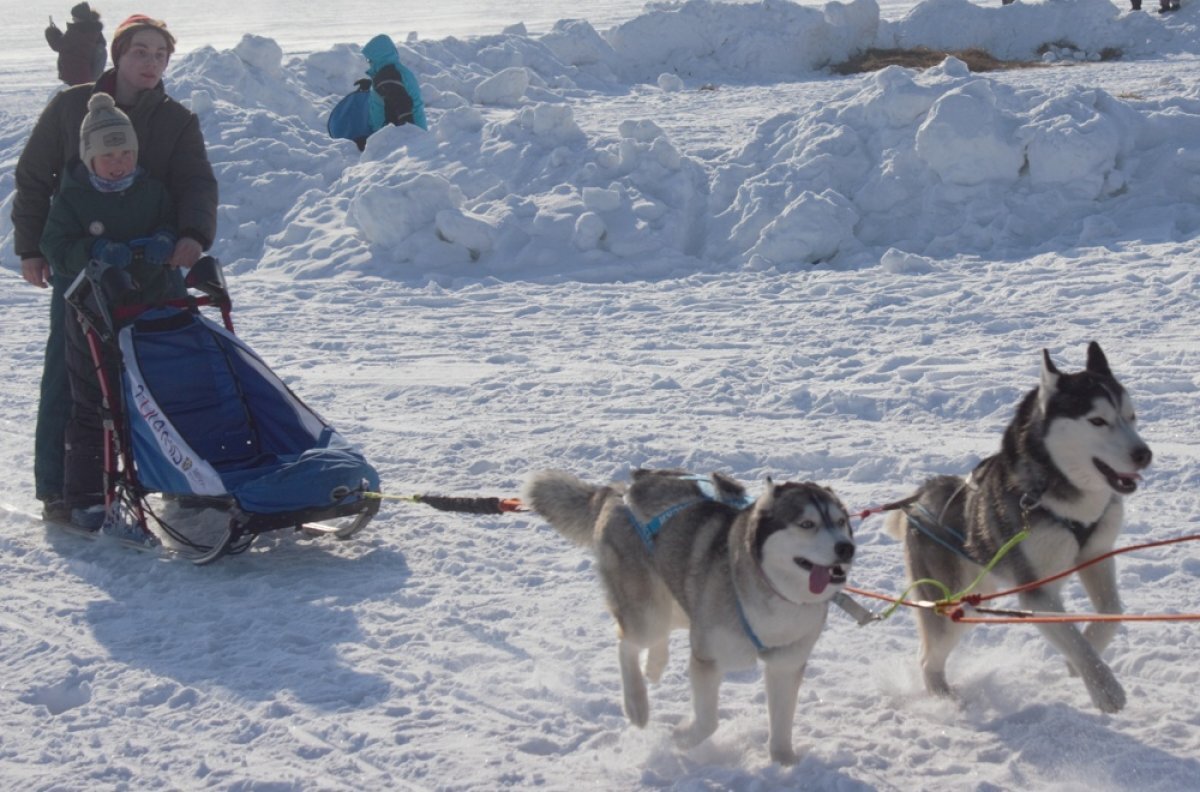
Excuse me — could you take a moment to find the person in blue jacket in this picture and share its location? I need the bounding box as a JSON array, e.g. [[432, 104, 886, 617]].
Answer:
[[357, 34, 426, 150]]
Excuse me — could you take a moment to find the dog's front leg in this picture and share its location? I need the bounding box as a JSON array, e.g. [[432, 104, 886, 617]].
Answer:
[[763, 659, 806, 765], [1075, 556, 1123, 654], [1020, 587, 1126, 713], [674, 653, 720, 749]]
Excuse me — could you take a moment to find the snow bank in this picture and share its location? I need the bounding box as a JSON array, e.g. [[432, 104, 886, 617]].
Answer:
[[3, 0, 1199, 283], [606, 0, 882, 81], [880, 0, 1199, 61], [708, 55, 1200, 268]]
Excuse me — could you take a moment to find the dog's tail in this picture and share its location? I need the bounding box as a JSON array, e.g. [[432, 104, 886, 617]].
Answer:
[[523, 469, 611, 547], [883, 508, 908, 542]]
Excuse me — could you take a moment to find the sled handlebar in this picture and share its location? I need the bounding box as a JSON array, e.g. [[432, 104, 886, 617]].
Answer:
[[111, 257, 235, 331]]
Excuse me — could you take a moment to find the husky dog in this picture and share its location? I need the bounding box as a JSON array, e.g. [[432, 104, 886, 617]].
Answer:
[[885, 342, 1151, 712], [523, 468, 855, 764]]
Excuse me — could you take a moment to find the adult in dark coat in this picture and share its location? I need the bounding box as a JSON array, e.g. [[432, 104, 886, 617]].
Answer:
[[45, 3, 107, 86], [12, 14, 218, 520], [41, 92, 183, 525]]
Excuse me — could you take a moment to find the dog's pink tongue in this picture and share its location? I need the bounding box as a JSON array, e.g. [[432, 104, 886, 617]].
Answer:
[[808, 564, 831, 595]]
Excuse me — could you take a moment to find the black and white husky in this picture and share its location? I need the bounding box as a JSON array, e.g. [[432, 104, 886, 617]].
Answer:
[[523, 468, 855, 764], [886, 342, 1152, 712]]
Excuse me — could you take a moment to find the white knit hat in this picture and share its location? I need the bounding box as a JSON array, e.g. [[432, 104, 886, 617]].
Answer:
[[79, 93, 137, 173]]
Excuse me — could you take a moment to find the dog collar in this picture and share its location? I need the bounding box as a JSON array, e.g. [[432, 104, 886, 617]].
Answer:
[[735, 593, 768, 653], [1021, 484, 1104, 548], [1034, 506, 1101, 548]]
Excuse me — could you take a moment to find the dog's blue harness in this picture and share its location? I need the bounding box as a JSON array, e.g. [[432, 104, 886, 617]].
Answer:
[[625, 476, 768, 651], [735, 597, 767, 652], [626, 476, 853, 654], [625, 475, 754, 552], [906, 503, 976, 563]]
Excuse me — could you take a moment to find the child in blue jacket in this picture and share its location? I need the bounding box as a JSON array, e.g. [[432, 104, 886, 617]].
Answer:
[[357, 34, 426, 150]]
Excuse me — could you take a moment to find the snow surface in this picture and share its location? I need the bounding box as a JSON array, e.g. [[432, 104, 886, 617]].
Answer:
[[2, 0, 1200, 789]]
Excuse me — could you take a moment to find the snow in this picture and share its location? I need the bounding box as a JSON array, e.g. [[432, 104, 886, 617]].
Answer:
[[2, 0, 1200, 789]]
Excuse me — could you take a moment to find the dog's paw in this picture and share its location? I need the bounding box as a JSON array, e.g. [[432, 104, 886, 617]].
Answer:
[[1087, 672, 1126, 713], [923, 669, 955, 698], [769, 744, 799, 766], [623, 688, 650, 728], [673, 720, 716, 749]]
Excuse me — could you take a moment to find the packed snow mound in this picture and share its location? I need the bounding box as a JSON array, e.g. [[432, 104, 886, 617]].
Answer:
[[606, 0, 882, 81], [236, 38, 1199, 281], [2, 0, 1198, 283], [706, 57, 1200, 269], [880, 0, 1200, 61]]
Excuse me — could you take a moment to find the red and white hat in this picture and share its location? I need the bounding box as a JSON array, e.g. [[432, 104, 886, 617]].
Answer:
[[110, 14, 176, 64]]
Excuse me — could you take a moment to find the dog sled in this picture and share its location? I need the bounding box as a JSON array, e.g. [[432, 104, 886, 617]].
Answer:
[[64, 253, 381, 564]]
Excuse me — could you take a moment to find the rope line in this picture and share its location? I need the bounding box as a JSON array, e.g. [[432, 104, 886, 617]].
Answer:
[[865, 528, 1032, 619], [962, 534, 1200, 605], [365, 491, 526, 514], [947, 606, 1200, 625], [848, 533, 1200, 625], [369, 487, 1200, 627]]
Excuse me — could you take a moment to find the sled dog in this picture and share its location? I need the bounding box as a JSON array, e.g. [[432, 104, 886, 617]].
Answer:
[[523, 468, 855, 764], [885, 341, 1151, 712]]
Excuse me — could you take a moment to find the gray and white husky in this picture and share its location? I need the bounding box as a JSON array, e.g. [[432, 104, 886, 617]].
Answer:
[[885, 341, 1152, 712], [523, 468, 855, 765]]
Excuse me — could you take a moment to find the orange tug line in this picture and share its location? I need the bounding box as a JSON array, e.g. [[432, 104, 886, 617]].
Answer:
[[847, 534, 1200, 625], [400, 491, 1199, 625]]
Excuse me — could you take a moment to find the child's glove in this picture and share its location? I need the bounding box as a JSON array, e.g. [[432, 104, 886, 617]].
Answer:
[[142, 229, 177, 267], [92, 238, 133, 269]]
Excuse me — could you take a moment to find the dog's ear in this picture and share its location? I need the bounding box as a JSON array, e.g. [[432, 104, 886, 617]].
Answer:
[[821, 484, 845, 510], [711, 471, 745, 498], [1039, 348, 1060, 412], [757, 477, 776, 512], [1086, 341, 1112, 377]]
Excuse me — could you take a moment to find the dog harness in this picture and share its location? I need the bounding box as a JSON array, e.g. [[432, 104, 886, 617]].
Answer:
[[625, 476, 769, 651], [735, 596, 768, 652], [905, 491, 1104, 567], [624, 474, 754, 552], [628, 477, 859, 654], [905, 502, 977, 564]]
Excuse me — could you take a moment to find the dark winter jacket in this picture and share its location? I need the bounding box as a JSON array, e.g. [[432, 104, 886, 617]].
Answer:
[[40, 160, 182, 304], [45, 17, 106, 86], [12, 69, 218, 262], [362, 34, 427, 131]]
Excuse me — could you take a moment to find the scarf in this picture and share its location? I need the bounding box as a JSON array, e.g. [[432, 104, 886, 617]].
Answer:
[[89, 166, 141, 193]]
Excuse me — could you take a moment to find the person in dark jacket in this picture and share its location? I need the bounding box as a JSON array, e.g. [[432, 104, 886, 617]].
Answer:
[[40, 92, 181, 538], [12, 14, 218, 522], [45, 3, 107, 86], [355, 33, 427, 151]]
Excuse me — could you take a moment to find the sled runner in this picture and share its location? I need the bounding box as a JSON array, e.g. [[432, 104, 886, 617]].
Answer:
[[64, 254, 381, 564]]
